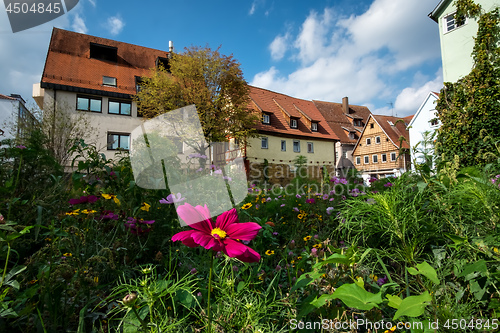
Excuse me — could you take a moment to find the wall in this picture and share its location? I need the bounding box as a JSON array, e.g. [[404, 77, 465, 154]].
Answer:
[[0, 99, 18, 141]]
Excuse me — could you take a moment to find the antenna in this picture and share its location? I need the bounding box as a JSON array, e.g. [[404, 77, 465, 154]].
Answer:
[[387, 102, 394, 117]]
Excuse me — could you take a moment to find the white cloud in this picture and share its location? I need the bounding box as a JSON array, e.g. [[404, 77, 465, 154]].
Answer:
[[106, 15, 125, 36], [269, 33, 290, 61], [393, 70, 443, 116], [249, 1, 257, 15], [72, 14, 88, 34], [88, 0, 96, 7], [251, 0, 441, 113]]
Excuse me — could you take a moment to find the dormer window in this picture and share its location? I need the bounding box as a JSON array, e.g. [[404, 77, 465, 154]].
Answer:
[[103, 76, 117, 87], [311, 122, 318, 132], [354, 119, 362, 127], [262, 113, 270, 124], [290, 118, 298, 129], [156, 56, 170, 71], [90, 43, 117, 62]]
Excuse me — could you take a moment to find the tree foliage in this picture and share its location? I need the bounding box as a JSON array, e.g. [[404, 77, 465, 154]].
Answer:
[[435, 0, 500, 167], [135, 46, 259, 151]]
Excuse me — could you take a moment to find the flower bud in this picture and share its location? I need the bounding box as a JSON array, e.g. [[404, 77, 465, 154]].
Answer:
[[122, 293, 138, 306]]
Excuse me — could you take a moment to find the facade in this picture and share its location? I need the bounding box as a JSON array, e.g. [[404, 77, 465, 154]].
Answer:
[[352, 115, 412, 182], [408, 92, 440, 171], [0, 93, 37, 143], [33, 28, 172, 162], [245, 86, 339, 185], [313, 98, 372, 176], [429, 0, 499, 82]]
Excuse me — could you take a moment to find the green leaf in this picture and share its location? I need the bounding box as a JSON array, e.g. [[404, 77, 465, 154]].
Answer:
[[236, 281, 245, 293], [386, 294, 402, 309], [314, 253, 350, 267], [407, 261, 440, 284], [393, 291, 432, 320], [311, 283, 383, 311], [290, 271, 323, 293], [456, 260, 488, 279]]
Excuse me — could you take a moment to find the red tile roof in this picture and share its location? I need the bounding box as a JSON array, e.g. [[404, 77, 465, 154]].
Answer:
[[0, 94, 16, 100], [372, 115, 411, 149], [40, 28, 169, 97], [313, 100, 372, 144], [248, 86, 338, 141]]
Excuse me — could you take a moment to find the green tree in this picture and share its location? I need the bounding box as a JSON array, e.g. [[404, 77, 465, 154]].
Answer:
[[135, 46, 259, 156], [435, 0, 500, 167]]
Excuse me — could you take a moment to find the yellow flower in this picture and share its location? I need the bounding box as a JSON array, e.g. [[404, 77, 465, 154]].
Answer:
[[63, 253, 72, 257], [141, 202, 151, 211], [494, 247, 499, 254], [65, 209, 80, 216], [81, 209, 97, 214], [101, 193, 113, 200], [94, 276, 99, 284], [297, 256, 302, 260], [303, 236, 311, 241], [241, 203, 252, 210], [369, 274, 378, 282], [297, 214, 304, 219], [261, 198, 266, 203], [265, 250, 275, 256], [313, 243, 322, 249]]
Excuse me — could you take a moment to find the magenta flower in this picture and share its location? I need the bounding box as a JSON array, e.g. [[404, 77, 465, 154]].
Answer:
[[384, 182, 393, 187], [305, 198, 315, 204], [15, 145, 27, 149], [159, 193, 186, 204], [124, 217, 155, 235], [171, 204, 261, 262], [69, 195, 99, 205]]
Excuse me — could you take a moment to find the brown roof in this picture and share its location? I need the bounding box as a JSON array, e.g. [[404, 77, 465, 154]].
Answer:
[[0, 94, 16, 100], [372, 115, 411, 149], [313, 100, 372, 144], [248, 86, 339, 141], [40, 28, 169, 97]]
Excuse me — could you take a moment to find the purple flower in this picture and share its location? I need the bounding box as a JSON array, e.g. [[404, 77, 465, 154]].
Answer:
[[280, 204, 286, 207], [305, 198, 315, 204], [15, 145, 26, 149], [222, 176, 232, 181], [232, 265, 239, 272], [326, 207, 334, 215], [214, 169, 222, 174], [266, 197, 272, 202], [275, 265, 282, 271], [322, 194, 329, 200], [69, 195, 100, 205], [159, 193, 186, 204], [384, 182, 393, 187], [311, 248, 318, 257], [190, 268, 197, 275], [293, 207, 299, 212], [99, 211, 119, 220], [296, 194, 302, 199], [339, 178, 348, 185], [376, 275, 389, 286], [369, 177, 378, 183], [329, 198, 334, 201], [124, 217, 155, 235], [273, 232, 279, 236], [314, 234, 319, 239], [197, 292, 202, 297]]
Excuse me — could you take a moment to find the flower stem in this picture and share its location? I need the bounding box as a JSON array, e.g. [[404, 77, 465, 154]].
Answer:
[[207, 250, 214, 333], [0, 243, 11, 288], [132, 306, 148, 332]]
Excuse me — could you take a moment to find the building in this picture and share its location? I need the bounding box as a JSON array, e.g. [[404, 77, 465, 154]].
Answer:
[[313, 98, 372, 176], [429, 0, 499, 82], [352, 114, 412, 182], [0, 93, 38, 143], [33, 28, 173, 162], [245, 86, 339, 185], [408, 92, 440, 171]]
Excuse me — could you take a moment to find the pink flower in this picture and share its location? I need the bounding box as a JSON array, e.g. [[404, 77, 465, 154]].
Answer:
[[171, 204, 261, 262], [305, 198, 315, 204], [15, 145, 27, 149], [159, 193, 186, 204], [69, 195, 99, 205]]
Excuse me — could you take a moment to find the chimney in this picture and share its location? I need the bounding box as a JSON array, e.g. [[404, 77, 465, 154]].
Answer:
[[342, 96, 349, 114], [169, 41, 174, 53]]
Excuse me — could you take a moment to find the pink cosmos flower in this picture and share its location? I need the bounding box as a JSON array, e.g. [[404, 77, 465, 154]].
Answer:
[[159, 193, 186, 204], [171, 203, 261, 262]]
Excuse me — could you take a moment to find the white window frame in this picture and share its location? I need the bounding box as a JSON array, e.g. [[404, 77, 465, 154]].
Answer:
[[375, 136, 381, 144], [372, 154, 378, 163], [293, 140, 300, 153], [390, 152, 397, 161], [103, 76, 117, 87], [366, 138, 371, 146], [262, 114, 270, 124], [381, 153, 387, 163], [307, 142, 314, 153], [356, 156, 361, 165], [290, 119, 298, 129], [281, 140, 286, 152], [444, 12, 467, 33], [311, 122, 318, 132], [364, 155, 369, 164], [261, 137, 268, 149]]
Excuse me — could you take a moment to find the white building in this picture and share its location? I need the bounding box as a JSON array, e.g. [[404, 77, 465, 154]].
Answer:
[[0, 93, 37, 143]]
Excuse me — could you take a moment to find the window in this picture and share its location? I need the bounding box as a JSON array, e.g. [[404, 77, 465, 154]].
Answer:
[[430, 118, 439, 126], [354, 119, 362, 127], [335, 151, 338, 161], [382, 153, 387, 163], [366, 138, 371, 145], [311, 122, 318, 132], [77, 96, 101, 112], [343, 151, 347, 159], [349, 132, 356, 140], [373, 155, 378, 163], [103, 76, 117, 87], [107, 133, 130, 150], [370, 123, 374, 129], [444, 12, 466, 33], [281, 140, 286, 152], [90, 43, 117, 62], [375, 136, 381, 144], [364, 156, 369, 164], [307, 142, 314, 153], [391, 152, 397, 161], [261, 137, 268, 149], [293, 140, 300, 153], [356, 156, 361, 165], [109, 100, 131, 116], [262, 114, 270, 124], [156, 56, 170, 70], [290, 119, 298, 129]]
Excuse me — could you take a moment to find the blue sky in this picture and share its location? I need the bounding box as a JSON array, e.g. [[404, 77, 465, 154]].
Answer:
[[0, 0, 443, 116]]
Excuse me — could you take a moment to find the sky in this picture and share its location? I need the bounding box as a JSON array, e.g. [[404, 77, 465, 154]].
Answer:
[[0, 0, 444, 117]]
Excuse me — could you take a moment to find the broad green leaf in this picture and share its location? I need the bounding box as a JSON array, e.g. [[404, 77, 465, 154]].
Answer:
[[393, 291, 432, 320], [314, 253, 350, 267], [456, 260, 487, 279], [237, 281, 245, 293], [386, 294, 402, 309], [354, 276, 364, 289], [407, 261, 439, 284], [290, 271, 323, 293], [311, 283, 383, 311]]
